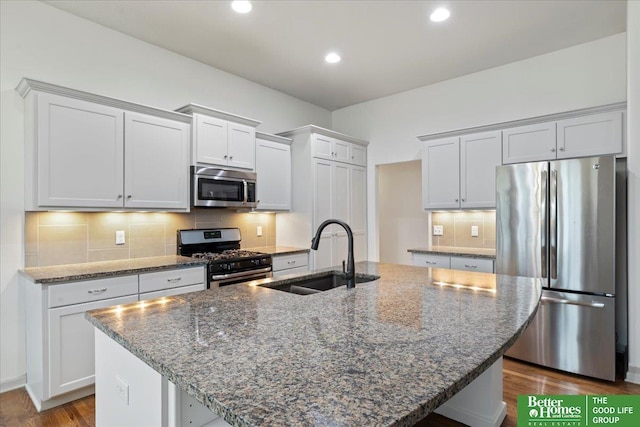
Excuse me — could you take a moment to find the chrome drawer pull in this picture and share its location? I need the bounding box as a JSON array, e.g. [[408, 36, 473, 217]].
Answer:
[[425, 261, 437, 265], [167, 277, 182, 283], [464, 264, 478, 269], [287, 260, 296, 264], [88, 288, 107, 294]]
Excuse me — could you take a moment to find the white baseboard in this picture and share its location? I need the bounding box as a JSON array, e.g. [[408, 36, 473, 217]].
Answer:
[[0, 374, 26, 393], [436, 401, 507, 427], [626, 364, 640, 384]]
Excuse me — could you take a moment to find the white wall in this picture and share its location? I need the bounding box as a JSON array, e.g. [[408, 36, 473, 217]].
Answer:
[[0, 0, 330, 390], [332, 32, 635, 377], [626, 1, 640, 384]]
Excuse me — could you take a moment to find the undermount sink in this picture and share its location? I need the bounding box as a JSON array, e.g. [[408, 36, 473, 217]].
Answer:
[[260, 272, 379, 295]]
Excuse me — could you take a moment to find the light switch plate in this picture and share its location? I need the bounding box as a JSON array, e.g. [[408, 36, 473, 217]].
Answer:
[[433, 225, 444, 236], [115, 230, 125, 245], [257, 226, 263, 237], [471, 225, 479, 237]]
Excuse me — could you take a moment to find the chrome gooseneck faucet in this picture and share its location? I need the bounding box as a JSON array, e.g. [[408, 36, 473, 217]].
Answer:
[[311, 219, 355, 289]]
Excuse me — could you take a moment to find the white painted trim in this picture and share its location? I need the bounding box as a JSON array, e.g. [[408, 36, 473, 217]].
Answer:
[[16, 78, 192, 123], [0, 374, 26, 393], [436, 401, 507, 427], [626, 365, 640, 384], [175, 103, 261, 127], [417, 102, 627, 141], [25, 383, 95, 412], [277, 124, 369, 146]]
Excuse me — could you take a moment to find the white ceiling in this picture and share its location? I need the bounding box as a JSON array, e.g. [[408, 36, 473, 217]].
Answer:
[[44, 0, 626, 111]]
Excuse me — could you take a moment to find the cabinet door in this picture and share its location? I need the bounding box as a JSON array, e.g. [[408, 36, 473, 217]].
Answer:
[[350, 166, 367, 262], [312, 134, 334, 160], [556, 111, 623, 159], [332, 163, 350, 266], [422, 137, 460, 210], [228, 122, 256, 170], [350, 144, 367, 166], [124, 112, 190, 210], [48, 294, 138, 398], [502, 122, 556, 164], [195, 114, 228, 165], [333, 139, 350, 163], [255, 139, 291, 210], [36, 92, 124, 208], [313, 160, 333, 269], [460, 130, 502, 209]]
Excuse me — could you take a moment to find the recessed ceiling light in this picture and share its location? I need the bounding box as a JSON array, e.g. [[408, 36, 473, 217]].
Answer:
[[430, 7, 450, 22], [325, 52, 341, 64], [231, 1, 252, 14]]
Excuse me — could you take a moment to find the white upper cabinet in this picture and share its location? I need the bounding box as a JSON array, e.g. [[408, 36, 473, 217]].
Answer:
[[459, 131, 502, 208], [422, 131, 501, 210], [556, 110, 623, 159], [34, 92, 125, 209], [255, 133, 292, 211], [422, 137, 460, 210], [502, 109, 624, 164], [18, 79, 191, 211], [312, 133, 364, 165], [124, 112, 190, 210], [176, 104, 261, 170], [502, 122, 557, 164]]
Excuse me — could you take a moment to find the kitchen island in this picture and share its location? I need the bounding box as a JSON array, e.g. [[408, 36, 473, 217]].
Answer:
[[86, 262, 541, 427]]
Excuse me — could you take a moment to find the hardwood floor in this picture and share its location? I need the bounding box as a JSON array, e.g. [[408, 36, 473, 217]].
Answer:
[[2, 358, 639, 427]]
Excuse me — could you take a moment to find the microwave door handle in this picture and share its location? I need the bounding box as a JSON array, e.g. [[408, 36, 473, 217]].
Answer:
[[243, 180, 248, 205]]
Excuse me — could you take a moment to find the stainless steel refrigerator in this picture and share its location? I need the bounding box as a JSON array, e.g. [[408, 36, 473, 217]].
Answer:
[[496, 155, 620, 381]]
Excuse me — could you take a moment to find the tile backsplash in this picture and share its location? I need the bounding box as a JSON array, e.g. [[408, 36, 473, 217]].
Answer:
[[430, 210, 496, 249], [24, 210, 276, 267]]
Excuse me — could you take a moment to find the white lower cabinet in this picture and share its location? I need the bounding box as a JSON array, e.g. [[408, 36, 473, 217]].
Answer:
[[48, 295, 138, 398], [272, 252, 309, 277], [24, 265, 206, 411], [411, 253, 494, 273]]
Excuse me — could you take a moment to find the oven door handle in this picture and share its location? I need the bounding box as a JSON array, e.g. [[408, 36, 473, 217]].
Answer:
[[210, 267, 272, 281]]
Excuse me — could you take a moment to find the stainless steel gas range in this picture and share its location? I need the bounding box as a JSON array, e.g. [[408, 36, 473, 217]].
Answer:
[[177, 228, 272, 288]]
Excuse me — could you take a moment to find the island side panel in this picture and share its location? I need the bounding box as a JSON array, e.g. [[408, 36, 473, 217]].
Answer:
[[95, 328, 166, 426]]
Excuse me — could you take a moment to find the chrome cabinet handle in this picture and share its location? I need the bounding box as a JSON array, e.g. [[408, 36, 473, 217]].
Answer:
[[167, 277, 182, 283], [117, 194, 123, 200], [88, 288, 107, 294], [287, 260, 296, 265], [229, 156, 233, 160], [454, 198, 459, 202], [550, 147, 556, 152], [461, 198, 465, 202], [464, 264, 478, 269], [558, 147, 565, 151], [425, 261, 437, 265], [224, 155, 228, 159]]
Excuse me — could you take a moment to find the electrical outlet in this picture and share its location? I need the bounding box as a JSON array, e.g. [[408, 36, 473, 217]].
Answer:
[[115, 375, 129, 405], [433, 225, 444, 236], [257, 226, 263, 237], [471, 225, 479, 237], [115, 230, 126, 245]]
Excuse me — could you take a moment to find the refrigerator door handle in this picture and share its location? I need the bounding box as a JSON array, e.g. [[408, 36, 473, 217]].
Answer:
[[540, 170, 548, 278], [550, 169, 558, 280], [541, 296, 605, 309]]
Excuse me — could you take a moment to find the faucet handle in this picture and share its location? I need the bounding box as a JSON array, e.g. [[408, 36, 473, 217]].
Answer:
[[342, 260, 346, 274]]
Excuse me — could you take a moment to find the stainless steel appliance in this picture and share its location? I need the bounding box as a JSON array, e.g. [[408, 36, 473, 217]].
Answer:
[[496, 155, 620, 381], [177, 228, 272, 287], [191, 167, 257, 208]]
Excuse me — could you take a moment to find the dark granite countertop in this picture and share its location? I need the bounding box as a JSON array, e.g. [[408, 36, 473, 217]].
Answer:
[[408, 246, 496, 259], [244, 246, 310, 256], [86, 262, 540, 427], [19, 255, 208, 284]]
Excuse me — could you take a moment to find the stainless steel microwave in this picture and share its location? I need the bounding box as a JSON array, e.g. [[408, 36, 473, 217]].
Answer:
[[191, 167, 257, 208]]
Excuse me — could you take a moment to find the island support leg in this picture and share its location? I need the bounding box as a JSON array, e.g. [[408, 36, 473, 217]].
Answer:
[[434, 358, 506, 427]]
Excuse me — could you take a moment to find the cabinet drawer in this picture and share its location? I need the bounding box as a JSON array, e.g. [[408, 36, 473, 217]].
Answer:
[[412, 254, 451, 269], [139, 283, 205, 301], [272, 253, 309, 272], [48, 275, 138, 308], [139, 267, 205, 294], [272, 266, 309, 278], [450, 257, 494, 273]]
